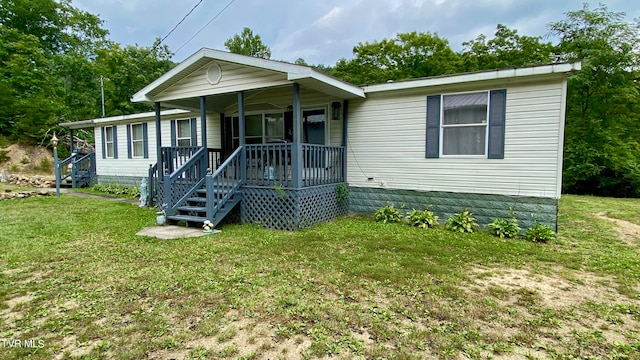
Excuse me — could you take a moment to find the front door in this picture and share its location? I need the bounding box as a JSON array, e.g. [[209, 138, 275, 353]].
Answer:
[[303, 109, 326, 145]]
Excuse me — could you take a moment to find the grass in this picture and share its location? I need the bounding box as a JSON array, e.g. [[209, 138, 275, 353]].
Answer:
[[0, 193, 639, 359]]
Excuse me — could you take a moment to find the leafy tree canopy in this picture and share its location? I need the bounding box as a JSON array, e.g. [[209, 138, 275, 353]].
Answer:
[[224, 27, 271, 59]]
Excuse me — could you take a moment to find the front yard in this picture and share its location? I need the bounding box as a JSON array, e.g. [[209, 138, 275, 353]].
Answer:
[[0, 193, 639, 359]]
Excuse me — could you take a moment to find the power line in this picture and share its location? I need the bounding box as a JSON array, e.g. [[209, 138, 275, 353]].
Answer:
[[173, 0, 236, 55], [157, 0, 204, 48]]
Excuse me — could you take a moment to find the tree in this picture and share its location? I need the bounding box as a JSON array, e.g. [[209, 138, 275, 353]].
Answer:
[[94, 40, 175, 116], [548, 3, 640, 196], [460, 24, 556, 72], [224, 27, 271, 59], [332, 31, 460, 84]]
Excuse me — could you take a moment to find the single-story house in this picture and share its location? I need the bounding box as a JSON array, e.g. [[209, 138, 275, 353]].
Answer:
[[60, 48, 580, 230]]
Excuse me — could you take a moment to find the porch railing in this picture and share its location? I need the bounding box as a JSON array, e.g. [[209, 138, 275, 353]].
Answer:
[[163, 147, 208, 215], [206, 146, 244, 221], [159, 146, 223, 175], [302, 144, 344, 187], [244, 143, 344, 188], [148, 163, 158, 206], [245, 143, 293, 187], [59, 151, 96, 188]]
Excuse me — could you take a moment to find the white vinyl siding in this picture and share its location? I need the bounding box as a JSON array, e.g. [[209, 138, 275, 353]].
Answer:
[[94, 113, 222, 178], [347, 80, 565, 199]]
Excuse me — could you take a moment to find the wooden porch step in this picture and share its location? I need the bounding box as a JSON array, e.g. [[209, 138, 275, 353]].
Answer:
[[167, 214, 207, 224], [177, 205, 207, 212]]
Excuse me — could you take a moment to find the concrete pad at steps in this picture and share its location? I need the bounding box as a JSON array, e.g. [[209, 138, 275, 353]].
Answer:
[[136, 225, 220, 240]]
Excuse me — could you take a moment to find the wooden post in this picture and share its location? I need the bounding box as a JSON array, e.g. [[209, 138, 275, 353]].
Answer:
[[341, 100, 348, 183], [155, 102, 162, 172], [200, 96, 207, 150], [238, 91, 246, 184], [292, 83, 302, 189]]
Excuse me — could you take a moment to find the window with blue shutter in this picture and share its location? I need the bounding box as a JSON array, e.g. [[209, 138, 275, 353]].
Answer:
[[127, 123, 147, 158], [102, 126, 117, 159], [426, 89, 506, 158]]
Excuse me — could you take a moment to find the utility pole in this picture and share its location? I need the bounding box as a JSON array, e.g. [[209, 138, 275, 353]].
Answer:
[[100, 75, 106, 118]]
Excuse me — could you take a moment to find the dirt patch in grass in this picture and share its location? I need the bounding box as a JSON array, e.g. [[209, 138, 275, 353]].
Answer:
[[465, 267, 640, 359], [595, 212, 640, 246]]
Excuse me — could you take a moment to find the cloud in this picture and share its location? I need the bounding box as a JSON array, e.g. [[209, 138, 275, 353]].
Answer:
[[72, 0, 640, 65]]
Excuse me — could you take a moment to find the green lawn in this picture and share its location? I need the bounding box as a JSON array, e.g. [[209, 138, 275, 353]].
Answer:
[[0, 194, 639, 359]]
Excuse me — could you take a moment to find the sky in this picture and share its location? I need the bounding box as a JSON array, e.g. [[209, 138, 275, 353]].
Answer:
[[72, 0, 640, 65]]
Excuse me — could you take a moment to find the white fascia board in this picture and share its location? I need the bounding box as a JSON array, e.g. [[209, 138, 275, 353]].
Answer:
[[362, 62, 582, 93], [59, 109, 193, 128], [288, 68, 365, 98]]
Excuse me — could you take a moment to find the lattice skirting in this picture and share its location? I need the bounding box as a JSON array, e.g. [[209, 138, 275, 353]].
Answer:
[[242, 184, 348, 231], [349, 187, 559, 231]]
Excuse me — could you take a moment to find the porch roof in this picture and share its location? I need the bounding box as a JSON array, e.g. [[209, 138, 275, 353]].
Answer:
[[59, 109, 195, 129], [131, 48, 365, 106]]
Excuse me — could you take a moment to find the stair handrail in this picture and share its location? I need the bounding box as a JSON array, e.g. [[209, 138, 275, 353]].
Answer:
[[206, 146, 244, 222], [163, 147, 208, 215], [58, 152, 78, 185], [72, 152, 95, 188]]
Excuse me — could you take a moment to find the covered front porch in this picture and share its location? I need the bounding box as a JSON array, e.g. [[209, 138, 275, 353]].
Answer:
[[136, 49, 364, 229]]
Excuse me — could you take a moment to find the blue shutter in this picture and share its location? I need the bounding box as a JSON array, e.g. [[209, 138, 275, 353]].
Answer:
[[170, 120, 177, 146], [488, 89, 507, 159], [190, 117, 197, 146], [143, 123, 149, 158], [101, 127, 106, 159], [425, 95, 441, 158], [126, 124, 132, 159], [112, 126, 118, 159]]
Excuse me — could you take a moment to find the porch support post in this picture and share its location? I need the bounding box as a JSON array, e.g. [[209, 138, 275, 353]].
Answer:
[[341, 100, 348, 183], [155, 102, 162, 172], [200, 96, 207, 149], [291, 83, 302, 189], [69, 129, 74, 153], [238, 91, 246, 183]]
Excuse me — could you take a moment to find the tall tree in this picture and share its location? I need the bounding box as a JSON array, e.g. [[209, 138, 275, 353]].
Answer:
[[224, 27, 271, 59], [460, 24, 556, 72], [332, 31, 460, 84], [549, 3, 640, 196]]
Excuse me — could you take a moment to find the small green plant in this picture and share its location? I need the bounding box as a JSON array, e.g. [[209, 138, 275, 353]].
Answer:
[[375, 203, 403, 223], [20, 156, 30, 164], [0, 149, 9, 164], [9, 164, 19, 172], [334, 183, 350, 205], [406, 209, 439, 229], [274, 183, 286, 201], [33, 158, 52, 172], [92, 183, 140, 198], [524, 221, 555, 243], [445, 209, 478, 233], [488, 210, 521, 238]]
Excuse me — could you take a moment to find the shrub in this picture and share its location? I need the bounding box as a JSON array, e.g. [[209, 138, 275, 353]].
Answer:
[[375, 204, 403, 223], [487, 210, 521, 239], [0, 149, 9, 164], [524, 221, 555, 243], [406, 209, 439, 229], [445, 209, 478, 233], [92, 183, 140, 198]]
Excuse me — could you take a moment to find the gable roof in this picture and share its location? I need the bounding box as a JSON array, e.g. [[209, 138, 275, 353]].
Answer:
[[131, 48, 365, 103]]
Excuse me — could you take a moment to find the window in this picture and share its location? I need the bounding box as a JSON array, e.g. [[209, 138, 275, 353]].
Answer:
[[171, 118, 197, 147], [127, 123, 148, 159], [176, 119, 192, 146], [102, 126, 117, 159], [426, 89, 506, 159], [226, 112, 285, 148], [441, 92, 488, 156]]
